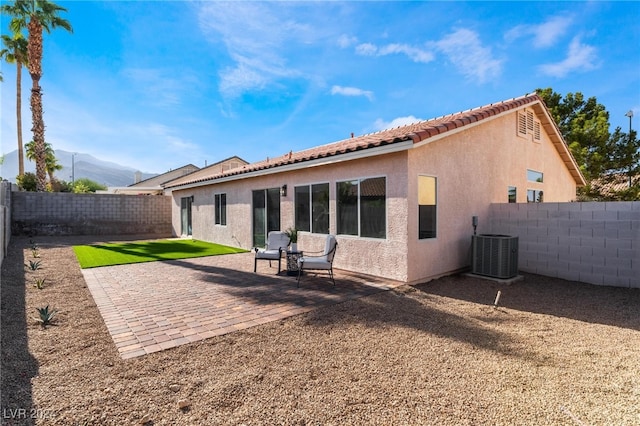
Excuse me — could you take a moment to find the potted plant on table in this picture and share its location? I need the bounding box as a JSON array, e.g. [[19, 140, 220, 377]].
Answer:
[[285, 227, 299, 252]]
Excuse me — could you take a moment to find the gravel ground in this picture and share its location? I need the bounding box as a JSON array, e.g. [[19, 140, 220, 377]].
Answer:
[[1, 235, 639, 426]]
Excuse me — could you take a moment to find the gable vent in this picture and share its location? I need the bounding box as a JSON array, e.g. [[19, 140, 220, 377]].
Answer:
[[517, 109, 542, 141]]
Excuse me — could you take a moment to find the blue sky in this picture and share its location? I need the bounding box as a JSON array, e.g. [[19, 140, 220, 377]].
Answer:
[[1, 1, 639, 174]]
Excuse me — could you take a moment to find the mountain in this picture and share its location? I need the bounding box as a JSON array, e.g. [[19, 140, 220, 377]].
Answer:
[[0, 149, 158, 187]]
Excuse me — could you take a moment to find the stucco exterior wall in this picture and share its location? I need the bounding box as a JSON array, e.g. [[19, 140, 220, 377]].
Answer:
[[171, 152, 411, 281], [171, 107, 580, 284], [405, 109, 579, 283]]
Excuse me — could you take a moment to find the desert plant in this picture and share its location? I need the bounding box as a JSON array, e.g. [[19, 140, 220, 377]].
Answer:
[[34, 305, 57, 327], [32, 248, 40, 258], [25, 259, 42, 270], [33, 277, 46, 289], [284, 227, 298, 243]]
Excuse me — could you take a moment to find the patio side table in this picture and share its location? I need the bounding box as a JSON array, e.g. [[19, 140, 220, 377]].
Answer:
[[285, 251, 303, 276]]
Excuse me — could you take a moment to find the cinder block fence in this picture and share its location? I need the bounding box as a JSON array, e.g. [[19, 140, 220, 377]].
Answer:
[[11, 192, 172, 237], [489, 202, 640, 288]]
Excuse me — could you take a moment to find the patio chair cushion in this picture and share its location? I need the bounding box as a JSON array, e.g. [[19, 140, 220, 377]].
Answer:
[[297, 256, 330, 269], [255, 248, 282, 260]]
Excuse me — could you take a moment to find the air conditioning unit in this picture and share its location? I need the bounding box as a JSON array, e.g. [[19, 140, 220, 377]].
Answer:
[[471, 234, 519, 279]]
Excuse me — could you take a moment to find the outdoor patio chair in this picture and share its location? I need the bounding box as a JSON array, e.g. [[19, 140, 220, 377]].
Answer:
[[296, 234, 338, 287], [254, 231, 290, 274]]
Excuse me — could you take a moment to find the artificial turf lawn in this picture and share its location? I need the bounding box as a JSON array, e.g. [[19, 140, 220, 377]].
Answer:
[[72, 239, 248, 269]]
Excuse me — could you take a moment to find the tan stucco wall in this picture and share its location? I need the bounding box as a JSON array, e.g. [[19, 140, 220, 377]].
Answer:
[[405, 109, 578, 283], [171, 107, 579, 284], [172, 151, 411, 281]]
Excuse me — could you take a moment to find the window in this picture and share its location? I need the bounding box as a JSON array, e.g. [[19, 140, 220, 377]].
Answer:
[[527, 189, 543, 203], [418, 176, 437, 239], [215, 193, 226, 225], [337, 177, 386, 238], [294, 183, 329, 234], [508, 186, 517, 203], [527, 169, 543, 183]]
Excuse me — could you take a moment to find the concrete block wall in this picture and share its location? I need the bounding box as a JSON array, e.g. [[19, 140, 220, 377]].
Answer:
[[0, 181, 12, 264], [12, 192, 172, 237], [489, 202, 640, 288]]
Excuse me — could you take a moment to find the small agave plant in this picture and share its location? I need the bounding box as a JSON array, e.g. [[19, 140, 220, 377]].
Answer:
[[33, 277, 46, 290], [34, 305, 57, 327], [25, 260, 42, 271]]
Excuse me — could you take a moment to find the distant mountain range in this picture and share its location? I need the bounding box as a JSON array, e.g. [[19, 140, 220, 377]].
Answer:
[[0, 149, 158, 187]]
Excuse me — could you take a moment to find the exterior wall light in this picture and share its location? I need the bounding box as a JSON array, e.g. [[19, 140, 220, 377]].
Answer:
[[281, 184, 287, 197]]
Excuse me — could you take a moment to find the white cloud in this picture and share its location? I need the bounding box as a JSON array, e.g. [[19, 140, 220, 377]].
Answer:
[[331, 85, 374, 101], [373, 115, 422, 131], [337, 34, 358, 48], [432, 29, 502, 83], [197, 2, 314, 97], [505, 15, 573, 48], [355, 42, 434, 63], [538, 36, 599, 77]]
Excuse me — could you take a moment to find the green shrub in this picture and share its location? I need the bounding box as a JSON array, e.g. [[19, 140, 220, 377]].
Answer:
[[16, 172, 37, 191]]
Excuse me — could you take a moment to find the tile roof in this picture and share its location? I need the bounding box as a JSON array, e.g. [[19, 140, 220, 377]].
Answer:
[[592, 173, 640, 196], [165, 93, 583, 189]]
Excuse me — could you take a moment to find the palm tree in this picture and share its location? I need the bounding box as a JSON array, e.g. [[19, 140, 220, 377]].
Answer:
[[3, 0, 72, 191], [0, 32, 28, 178], [25, 140, 61, 183]]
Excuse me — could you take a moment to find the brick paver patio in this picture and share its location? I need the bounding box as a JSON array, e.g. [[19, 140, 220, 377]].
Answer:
[[81, 252, 403, 359]]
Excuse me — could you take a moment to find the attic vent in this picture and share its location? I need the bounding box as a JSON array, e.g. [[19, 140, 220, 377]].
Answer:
[[533, 121, 541, 141], [526, 110, 534, 131], [517, 109, 541, 141], [517, 112, 527, 136]]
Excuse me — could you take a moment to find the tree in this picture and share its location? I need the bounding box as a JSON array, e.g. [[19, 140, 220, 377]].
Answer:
[[3, 0, 72, 192], [537, 88, 639, 201], [536, 88, 611, 182], [0, 32, 28, 178], [25, 140, 62, 183], [71, 178, 106, 193]]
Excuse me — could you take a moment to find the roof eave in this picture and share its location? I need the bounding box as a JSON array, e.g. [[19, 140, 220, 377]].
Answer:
[[166, 139, 414, 192]]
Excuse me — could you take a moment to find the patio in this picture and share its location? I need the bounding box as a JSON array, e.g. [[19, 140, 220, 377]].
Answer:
[[81, 251, 404, 359]]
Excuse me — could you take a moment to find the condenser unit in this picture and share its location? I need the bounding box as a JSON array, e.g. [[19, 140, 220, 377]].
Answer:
[[471, 234, 519, 279]]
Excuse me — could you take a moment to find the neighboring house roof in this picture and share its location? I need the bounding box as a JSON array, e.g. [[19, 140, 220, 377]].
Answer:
[[161, 156, 249, 188], [592, 172, 640, 195], [165, 94, 585, 190], [129, 164, 200, 188]]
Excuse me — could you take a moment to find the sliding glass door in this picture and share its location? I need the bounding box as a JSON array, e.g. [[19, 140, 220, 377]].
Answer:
[[252, 188, 281, 247]]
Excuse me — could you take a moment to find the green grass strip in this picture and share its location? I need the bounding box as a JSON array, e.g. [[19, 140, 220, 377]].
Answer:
[[73, 239, 248, 269]]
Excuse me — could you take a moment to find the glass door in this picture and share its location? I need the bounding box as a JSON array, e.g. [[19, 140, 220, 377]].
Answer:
[[180, 196, 193, 236], [252, 188, 280, 247]]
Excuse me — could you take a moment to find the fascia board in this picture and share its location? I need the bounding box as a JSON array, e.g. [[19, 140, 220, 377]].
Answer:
[[167, 140, 414, 192]]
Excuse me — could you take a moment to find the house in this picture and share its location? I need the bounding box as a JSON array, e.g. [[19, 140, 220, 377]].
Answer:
[[99, 164, 200, 195], [164, 94, 585, 284]]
